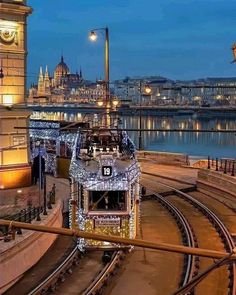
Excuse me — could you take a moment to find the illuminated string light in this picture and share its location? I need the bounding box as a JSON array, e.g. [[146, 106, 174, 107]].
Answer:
[[30, 122, 140, 249]]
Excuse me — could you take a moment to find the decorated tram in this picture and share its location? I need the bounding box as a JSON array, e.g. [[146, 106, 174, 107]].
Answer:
[[29, 119, 140, 250], [69, 127, 140, 250]]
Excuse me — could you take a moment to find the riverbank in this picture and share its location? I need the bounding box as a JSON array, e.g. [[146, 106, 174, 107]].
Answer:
[[17, 104, 236, 118]]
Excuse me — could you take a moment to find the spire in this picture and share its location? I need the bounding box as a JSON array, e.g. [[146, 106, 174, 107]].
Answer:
[[45, 65, 49, 79], [38, 66, 45, 96], [61, 55, 64, 63], [80, 66, 82, 78], [39, 66, 43, 80], [44, 65, 50, 95]]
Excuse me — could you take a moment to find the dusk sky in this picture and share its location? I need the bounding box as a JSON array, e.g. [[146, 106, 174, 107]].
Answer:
[[27, 0, 236, 84]]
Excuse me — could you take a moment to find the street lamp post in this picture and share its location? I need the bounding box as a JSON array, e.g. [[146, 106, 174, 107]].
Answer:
[[36, 141, 42, 221], [138, 81, 142, 150], [89, 27, 110, 107], [43, 172, 47, 215], [35, 141, 46, 220], [138, 82, 151, 150]]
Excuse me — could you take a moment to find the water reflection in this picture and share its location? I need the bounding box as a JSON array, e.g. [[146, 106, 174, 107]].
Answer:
[[127, 115, 236, 158], [30, 111, 236, 158]]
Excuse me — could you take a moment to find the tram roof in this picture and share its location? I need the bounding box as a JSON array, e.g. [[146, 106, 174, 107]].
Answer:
[[30, 119, 90, 130], [77, 157, 135, 174]]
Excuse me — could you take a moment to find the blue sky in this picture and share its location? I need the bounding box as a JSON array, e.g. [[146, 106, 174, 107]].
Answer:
[[27, 0, 236, 84]]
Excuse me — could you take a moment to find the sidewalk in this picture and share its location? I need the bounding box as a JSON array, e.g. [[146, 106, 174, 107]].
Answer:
[[0, 175, 70, 218], [140, 162, 198, 184]]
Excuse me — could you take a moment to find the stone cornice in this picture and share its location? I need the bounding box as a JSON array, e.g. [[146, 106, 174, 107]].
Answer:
[[0, 3, 32, 16]]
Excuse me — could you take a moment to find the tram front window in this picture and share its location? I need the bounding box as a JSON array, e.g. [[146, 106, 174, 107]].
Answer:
[[89, 191, 126, 211]]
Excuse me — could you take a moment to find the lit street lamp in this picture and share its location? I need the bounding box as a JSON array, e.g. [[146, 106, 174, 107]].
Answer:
[[112, 98, 119, 108], [97, 100, 104, 107], [89, 27, 110, 107]]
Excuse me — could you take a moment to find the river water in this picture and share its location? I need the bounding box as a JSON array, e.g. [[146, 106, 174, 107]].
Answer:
[[31, 111, 236, 158]]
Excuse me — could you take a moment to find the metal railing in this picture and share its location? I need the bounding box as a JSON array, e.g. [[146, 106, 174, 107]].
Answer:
[[206, 156, 236, 176], [0, 206, 43, 241]]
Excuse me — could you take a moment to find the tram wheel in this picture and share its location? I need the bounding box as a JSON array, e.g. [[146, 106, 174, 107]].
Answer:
[[141, 186, 146, 196], [102, 251, 112, 264]]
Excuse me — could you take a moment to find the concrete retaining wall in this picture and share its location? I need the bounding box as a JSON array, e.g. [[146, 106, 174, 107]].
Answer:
[[197, 169, 236, 198], [137, 151, 189, 166], [0, 201, 63, 293]]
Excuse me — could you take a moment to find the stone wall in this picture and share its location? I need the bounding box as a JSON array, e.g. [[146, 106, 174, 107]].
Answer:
[[0, 201, 63, 293], [137, 151, 189, 166], [197, 169, 236, 198]]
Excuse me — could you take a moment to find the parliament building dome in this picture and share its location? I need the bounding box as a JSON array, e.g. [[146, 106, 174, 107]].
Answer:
[[54, 56, 70, 76]]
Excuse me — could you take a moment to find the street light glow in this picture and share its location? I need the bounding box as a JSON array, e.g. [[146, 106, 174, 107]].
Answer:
[[97, 100, 104, 107], [89, 31, 97, 41], [144, 85, 151, 94], [112, 99, 119, 107]]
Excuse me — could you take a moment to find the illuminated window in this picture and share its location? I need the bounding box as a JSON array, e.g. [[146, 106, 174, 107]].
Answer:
[[89, 191, 126, 211]]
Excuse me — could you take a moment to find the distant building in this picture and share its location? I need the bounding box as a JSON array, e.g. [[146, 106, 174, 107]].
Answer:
[[28, 55, 83, 104], [28, 56, 108, 105], [113, 76, 236, 106]]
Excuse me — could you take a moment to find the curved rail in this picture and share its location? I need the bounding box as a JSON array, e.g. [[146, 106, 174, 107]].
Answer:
[[81, 251, 124, 295], [28, 246, 79, 295], [142, 188, 198, 289], [148, 179, 236, 295]]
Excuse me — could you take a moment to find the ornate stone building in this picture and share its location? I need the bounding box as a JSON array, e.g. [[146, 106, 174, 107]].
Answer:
[[29, 55, 83, 102], [0, 0, 32, 189], [28, 57, 108, 105]]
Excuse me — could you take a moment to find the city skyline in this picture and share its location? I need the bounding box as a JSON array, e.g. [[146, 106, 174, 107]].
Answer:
[[28, 0, 236, 84]]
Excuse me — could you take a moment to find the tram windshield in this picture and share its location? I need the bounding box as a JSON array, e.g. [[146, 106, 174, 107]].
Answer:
[[89, 191, 126, 211]]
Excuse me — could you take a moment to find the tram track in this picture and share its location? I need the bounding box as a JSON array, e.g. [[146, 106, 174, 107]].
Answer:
[[24, 247, 125, 295], [28, 246, 79, 295], [4, 234, 77, 295], [141, 173, 236, 294], [142, 191, 199, 290], [81, 251, 124, 295], [141, 171, 196, 195], [46, 250, 125, 295]]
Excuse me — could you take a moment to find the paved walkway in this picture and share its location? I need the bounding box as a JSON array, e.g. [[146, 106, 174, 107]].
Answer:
[[140, 162, 198, 184]]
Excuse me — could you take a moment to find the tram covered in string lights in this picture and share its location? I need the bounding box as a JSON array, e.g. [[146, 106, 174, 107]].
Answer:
[[29, 119, 140, 250], [69, 127, 140, 250]]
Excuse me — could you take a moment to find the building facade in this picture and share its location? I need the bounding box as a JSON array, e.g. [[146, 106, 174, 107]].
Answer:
[[0, 0, 32, 189], [28, 57, 108, 105], [113, 76, 236, 106]]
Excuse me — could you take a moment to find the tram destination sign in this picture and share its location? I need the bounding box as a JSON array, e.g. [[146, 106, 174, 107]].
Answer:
[[95, 218, 120, 228], [102, 165, 112, 177]]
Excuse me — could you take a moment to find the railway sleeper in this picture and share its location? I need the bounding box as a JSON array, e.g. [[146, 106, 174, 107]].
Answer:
[[48, 282, 58, 293], [59, 273, 66, 283], [40, 288, 47, 295], [67, 267, 73, 274], [73, 259, 80, 266]]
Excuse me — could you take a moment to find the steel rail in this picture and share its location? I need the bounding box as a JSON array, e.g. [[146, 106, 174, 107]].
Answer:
[[141, 171, 195, 186], [81, 251, 123, 295], [148, 179, 236, 295], [28, 246, 79, 295], [142, 189, 198, 289]]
